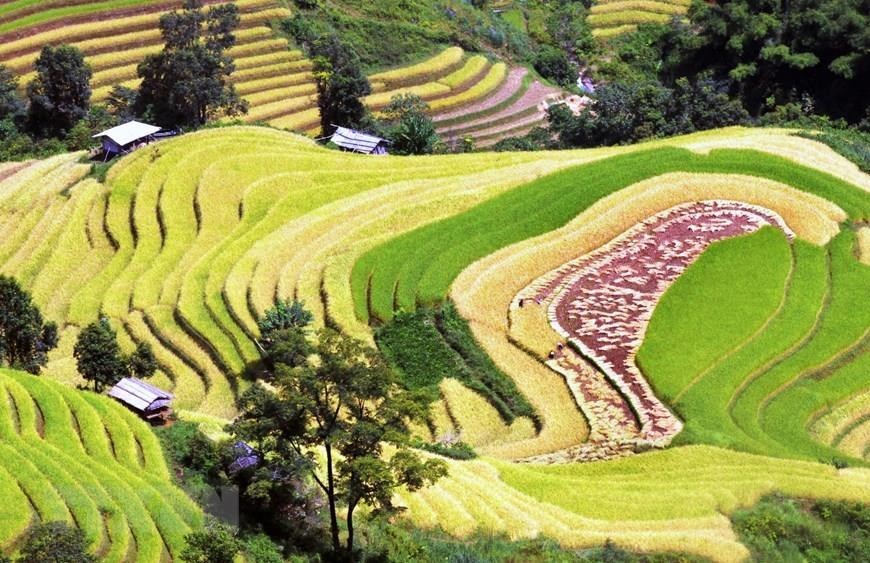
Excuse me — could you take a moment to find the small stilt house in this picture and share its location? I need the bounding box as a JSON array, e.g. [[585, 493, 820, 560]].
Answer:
[[328, 126, 390, 155], [92, 120, 162, 160], [108, 377, 173, 425]]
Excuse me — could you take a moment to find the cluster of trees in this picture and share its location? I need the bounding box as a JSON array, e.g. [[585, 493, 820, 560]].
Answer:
[[547, 73, 749, 148], [290, 25, 441, 155], [0, 0, 247, 161], [163, 299, 447, 561], [495, 0, 868, 151], [0, 275, 155, 389], [73, 318, 157, 391]]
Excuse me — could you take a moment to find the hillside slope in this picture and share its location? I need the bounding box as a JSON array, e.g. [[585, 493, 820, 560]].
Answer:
[[0, 368, 201, 561], [1, 126, 868, 560]]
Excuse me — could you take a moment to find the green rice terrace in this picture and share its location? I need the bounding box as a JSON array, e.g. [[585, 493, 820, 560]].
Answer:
[[0, 124, 868, 561]]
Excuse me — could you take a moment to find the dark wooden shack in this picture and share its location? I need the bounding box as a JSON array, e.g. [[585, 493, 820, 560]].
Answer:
[[108, 377, 173, 425]]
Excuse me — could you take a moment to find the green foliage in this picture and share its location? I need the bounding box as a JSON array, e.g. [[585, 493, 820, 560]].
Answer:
[[533, 45, 576, 87], [0, 65, 25, 126], [181, 519, 241, 563], [549, 73, 747, 147], [258, 299, 315, 373], [128, 342, 158, 380], [797, 128, 870, 174], [375, 303, 537, 425], [663, 0, 870, 120], [232, 328, 447, 555], [382, 94, 439, 156], [64, 106, 118, 151], [0, 275, 58, 374], [311, 35, 372, 136], [491, 126, 553, 152], [136, 1, 248, 127], [17, 521, 95, 563], [413, 439, 477, 460], [73, 318, 127, 392], [26, 45, 92, 139], [242, 533, 285, 563], [258, 298, 314, 336], [637, 227, 792, 402], [733, 495, 870, 562], [362, 521, 703, 563]]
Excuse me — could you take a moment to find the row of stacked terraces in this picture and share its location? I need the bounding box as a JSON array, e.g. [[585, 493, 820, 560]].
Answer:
[[0, 1, 571, 144]]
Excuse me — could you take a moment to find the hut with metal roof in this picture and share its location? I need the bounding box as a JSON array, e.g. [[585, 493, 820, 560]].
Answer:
[[92, 120, 162, 160], [108, 377, 173, 425], [328, 126, 390, 155], [228, 442, 261, 474]]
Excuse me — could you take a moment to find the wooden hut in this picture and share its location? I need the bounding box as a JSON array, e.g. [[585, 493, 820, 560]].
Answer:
[[328, 126, 390, 155], [108, 377, 173, 425], [92, 120, 162, 160]]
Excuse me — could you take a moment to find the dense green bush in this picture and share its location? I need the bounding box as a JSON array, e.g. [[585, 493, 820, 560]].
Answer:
[[375, 303, 537, 425], [733, 495, 870, 562]]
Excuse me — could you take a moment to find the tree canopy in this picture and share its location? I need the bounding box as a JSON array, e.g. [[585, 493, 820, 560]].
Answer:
[[26, 45, 92, 138], [311, 35, 372, 136], [0, 275, 58, 374], [136, 0, 248, 127], [232, 326, 447, 555], [663, 0, 870, 120]]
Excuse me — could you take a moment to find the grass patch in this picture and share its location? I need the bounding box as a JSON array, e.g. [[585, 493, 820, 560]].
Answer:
[[376, 302, 537, 426], [733, 495, 870, 562], [636, 227, 792, 402]]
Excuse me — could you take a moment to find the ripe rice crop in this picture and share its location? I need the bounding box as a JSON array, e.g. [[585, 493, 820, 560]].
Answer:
[[2, 126, 868, 560], [0, 368, 201, 560], [587, 10, 673, 28], [590, 1, 687, 15], [369, 46, 465, 90]]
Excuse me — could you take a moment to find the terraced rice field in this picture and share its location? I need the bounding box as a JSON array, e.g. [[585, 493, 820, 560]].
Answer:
[[2, 125, 868, 560], [433, 66, 564, 147], [0, 368, 201, 561], [0, 0, 325, 128], [1, 10, 547, 139], [588, 0, 690, 38]]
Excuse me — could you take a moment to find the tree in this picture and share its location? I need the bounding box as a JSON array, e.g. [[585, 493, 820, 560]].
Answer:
[[232, 328, 447, 556], [136, 0, 248, 127], [311, 35, 372, 136], [0, 275, 58, 374], [26, 45, 92, 138], [128, 342, 158, 379], [258, 298, 313, 336], [662, 0, 870, 120], [533, 45, 576, 88], [0, 65, 25, 126], [382, 94, 439, 156], [73, 318, 127, 392], [181, 519, 241, 563], [17, 521, 95, 563]]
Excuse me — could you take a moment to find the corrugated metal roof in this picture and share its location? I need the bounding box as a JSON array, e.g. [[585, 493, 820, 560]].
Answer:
[[93, 121, 161, 147], [108, 377, 172, 413], [330, 126, 388, 154]]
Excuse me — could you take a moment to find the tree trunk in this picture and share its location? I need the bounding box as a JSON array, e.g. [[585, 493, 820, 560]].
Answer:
[[345, 498, 358, 554], [324, 442, 341, 553]]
